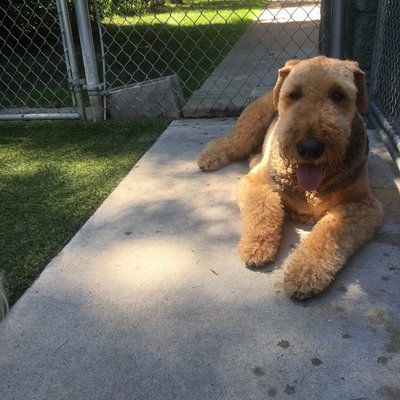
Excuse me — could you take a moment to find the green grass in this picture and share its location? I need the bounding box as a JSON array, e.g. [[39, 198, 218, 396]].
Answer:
[[0, 117, 170, 304]]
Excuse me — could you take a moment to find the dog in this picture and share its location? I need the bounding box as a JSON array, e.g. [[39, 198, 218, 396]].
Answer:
[[198, 56, 383, 299]]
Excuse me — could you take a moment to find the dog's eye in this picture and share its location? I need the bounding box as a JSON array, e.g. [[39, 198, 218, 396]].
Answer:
[[331, 91, 345, 102], [289, 91, 302, 101]]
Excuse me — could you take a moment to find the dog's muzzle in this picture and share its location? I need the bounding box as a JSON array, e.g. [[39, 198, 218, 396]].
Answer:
[[296, 137, 325, 161]]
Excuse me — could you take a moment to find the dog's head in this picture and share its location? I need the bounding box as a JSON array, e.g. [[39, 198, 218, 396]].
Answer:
[[272, 56, 367, 191]]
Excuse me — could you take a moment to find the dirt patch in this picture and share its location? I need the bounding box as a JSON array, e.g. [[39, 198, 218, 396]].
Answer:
[[311, 358, 322, 366], [252, 366, 266, 377], [377, 385, 400, 399], [365, 308, 386, 324], [277, 340, 290, 349], [385, 325, 400, 354]]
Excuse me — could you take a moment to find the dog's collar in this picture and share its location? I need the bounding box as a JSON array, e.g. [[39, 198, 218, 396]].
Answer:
[[316, 158, 366, 195], [318, 113, 368, 194]]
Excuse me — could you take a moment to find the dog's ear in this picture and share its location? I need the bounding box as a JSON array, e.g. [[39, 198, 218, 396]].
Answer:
[[273, 59, 301, 110], [344, 61, 368, 114]]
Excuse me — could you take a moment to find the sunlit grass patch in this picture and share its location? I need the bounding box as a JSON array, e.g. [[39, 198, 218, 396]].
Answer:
[[0, 117, 170, 304], [106, 6, 260, 27]]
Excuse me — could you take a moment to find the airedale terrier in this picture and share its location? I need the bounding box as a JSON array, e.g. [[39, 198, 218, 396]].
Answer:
[[198, 56, 383, 299]]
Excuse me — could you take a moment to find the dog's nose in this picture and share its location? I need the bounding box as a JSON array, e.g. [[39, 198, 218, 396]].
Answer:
[[296, 137, 325, 161]]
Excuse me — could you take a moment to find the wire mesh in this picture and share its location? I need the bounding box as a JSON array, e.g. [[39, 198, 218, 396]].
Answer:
[[1, 0, 324, 120], [370, 0, 400, 152], [95, 0, 323, 118], [0, 0, 77, 119]]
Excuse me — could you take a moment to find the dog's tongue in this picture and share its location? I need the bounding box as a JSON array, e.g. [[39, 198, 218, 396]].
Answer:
[[296, 163, 324, 191]]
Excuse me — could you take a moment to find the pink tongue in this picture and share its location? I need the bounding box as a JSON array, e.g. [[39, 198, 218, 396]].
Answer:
[[296, 163, 324, 191]]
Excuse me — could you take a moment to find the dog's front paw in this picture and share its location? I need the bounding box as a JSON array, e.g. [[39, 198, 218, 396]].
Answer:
[[198, 148, 230, 171], [284, 258, 334, 300], [238, 236, 278, 268]]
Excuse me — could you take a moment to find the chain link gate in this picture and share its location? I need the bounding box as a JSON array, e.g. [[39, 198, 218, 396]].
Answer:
[[0, 0, 85, 120], [96, 0, 324, 118], [1, 1, 326, 121], [369, 0, 400, 162]]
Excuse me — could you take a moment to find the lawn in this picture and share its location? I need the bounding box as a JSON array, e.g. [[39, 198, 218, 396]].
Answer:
[[0, 117, 170, 304]]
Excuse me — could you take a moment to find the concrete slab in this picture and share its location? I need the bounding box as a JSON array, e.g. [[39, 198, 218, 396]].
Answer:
[[1, 119, 399, 400], [107, 75, 184, 119]]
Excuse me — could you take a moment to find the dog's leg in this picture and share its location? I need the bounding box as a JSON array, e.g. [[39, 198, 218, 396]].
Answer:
[[237, 170, 285, 267], [198, 92, 275, 171], [284, 195, 383, 299]]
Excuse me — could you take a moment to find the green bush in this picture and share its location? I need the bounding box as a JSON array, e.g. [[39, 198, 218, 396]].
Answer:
[[98, 0, 164, 17]]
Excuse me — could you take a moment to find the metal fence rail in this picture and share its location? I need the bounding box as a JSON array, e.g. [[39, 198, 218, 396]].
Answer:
[[369, 0, 400, 156]]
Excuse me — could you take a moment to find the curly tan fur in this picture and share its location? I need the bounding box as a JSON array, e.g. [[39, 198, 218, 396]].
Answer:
[[198, 56, 383, 299]]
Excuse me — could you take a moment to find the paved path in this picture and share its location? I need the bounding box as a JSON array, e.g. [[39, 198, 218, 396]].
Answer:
[[1, 118, 399, 399]]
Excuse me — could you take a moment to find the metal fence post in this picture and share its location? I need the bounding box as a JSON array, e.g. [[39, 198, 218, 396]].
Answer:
[[331, 0, 344, 59], [56, 0, 87, 120], [74, 0, 103, 121]]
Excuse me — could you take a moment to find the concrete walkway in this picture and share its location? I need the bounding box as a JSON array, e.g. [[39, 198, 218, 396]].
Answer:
[[0, 118, 399, 399], [1, 2, 400, 397]]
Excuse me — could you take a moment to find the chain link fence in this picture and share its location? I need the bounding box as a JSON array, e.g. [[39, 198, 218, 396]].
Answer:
[[369, 0, 400, 156], [0, 0, 83, 120], [2, 0, 398, 163], [97, 0, 324, 118], [1, 0, 324, 121]]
